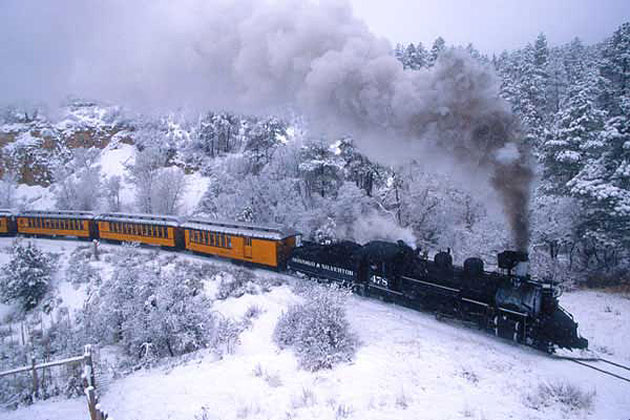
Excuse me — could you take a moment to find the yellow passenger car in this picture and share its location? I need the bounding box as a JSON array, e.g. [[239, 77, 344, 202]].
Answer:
[[17, 210, 94, 238], [95, 213, 181, 248], [0, 209, 13, 234], [182, 218, 299, 268]]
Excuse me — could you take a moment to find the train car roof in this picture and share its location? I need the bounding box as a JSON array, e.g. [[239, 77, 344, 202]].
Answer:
[[19, 210, 95, 219], [0, 209, 13, 216], [95, 212, 181, 227], [182, 217, 298, 241]]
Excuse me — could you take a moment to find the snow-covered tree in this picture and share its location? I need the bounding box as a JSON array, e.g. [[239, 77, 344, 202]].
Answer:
[[91, 248, 217, 362], [429, 36, 446, 66], [103, 175, 122, 212], [600, 23, 630, 112], [126, 146, 168, 213], [0, 242, 53, 311], [274, 284, 357, 371], [54, 148, 102, 211], [244, 117, 286, 174], [568, 97, 630, 256], [0, 171, 17, 208], [152, 167, 187, 215], [547, 48, 569, 114], [542, 69, 607, 195], [299, 140, 343, 199]]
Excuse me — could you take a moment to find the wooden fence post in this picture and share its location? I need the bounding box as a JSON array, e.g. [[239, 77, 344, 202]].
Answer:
[[30, 356, 38, 397], [92, 240, 100, 261], [86, 386, 98, 420], [83, 344, 95, 388]]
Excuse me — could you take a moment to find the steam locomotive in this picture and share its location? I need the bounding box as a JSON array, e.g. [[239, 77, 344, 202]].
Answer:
[[0, 209, 588, 352], [288, 240, 588, 352]]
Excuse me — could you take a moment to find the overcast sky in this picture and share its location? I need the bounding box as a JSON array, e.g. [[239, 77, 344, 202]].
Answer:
[[348, 0, 630, 53]]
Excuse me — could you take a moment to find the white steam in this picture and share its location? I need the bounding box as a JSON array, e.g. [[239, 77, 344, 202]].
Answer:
[[351, 213, 416, 247], [0, 0, 533, 249]]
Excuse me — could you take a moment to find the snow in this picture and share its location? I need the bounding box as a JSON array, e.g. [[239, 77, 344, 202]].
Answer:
[[15, 184, 55, 210], [98, 143, 134, 178], [97, 142, 211, 215], [0, 302, 15, 322], [56, 281, 88, 314], [96, 212, 180, 226], [179, 172, 211, 215], [183, 218, 296, 240], [97, 143, 136, 211], [0, 238, 628, 420]]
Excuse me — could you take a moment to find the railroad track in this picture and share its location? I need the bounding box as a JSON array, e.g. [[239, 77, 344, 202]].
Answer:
[[555, 355, 630, 384]]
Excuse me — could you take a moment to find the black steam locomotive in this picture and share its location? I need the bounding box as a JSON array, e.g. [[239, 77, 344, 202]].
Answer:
[[288, 240, 588, 352]]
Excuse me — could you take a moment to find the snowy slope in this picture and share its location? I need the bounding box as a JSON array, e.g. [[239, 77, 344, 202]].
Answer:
[[0, 238, 628, 420]]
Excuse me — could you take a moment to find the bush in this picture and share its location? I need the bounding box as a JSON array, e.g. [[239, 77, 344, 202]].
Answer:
[[273, 284, 358, 371], [215, 268, 283, 300], [0, 241, 54, 311], [89, 249, 220, 364], [66, 260, 101, 285], [525, 381, 595, 413]]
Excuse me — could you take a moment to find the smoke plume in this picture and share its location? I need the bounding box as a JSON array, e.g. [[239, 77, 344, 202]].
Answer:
[[0, 0, 533, 249]]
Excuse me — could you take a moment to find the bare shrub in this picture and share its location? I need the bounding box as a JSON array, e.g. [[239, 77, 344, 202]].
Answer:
[[216, 269, 283, 300], [335, 403, 353, 419], [252, 363, 264, 377], [244, 304, 263, 320], [214, 317, 243, 355], [263, 371, 282, 388], [66, 260, 101, 285], [236, 402, 260, 419], [459, 367, 479, 384], [525, 381, 595, 413], [194, 406, 214, 420], [395, 388, 409, 409], [251, 363, 282, 387], [216, 270, 258, 300], [291, 387, 317, 409]]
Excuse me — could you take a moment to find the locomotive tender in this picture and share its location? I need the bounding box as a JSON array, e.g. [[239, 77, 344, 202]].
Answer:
[[0, 209, 587, 352]]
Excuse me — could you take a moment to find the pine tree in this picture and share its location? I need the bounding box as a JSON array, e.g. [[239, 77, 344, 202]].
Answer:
[[546, 48, 569, 114], [564, 37, 586, 85], [0, 242, 53, 311], [298, 140, 343, 198], [602, 23, 630, 101], [514, 44, 547, 149], [533, 33, 550, 115], [394, 43, 405, 63], [402, 43, 419, 70], [415, 42, 428, 68], [465, 43, 482, 61], [543, 68, 607, 195], [568, 96, 630, 251], [600, 23, 630, 115], [429, 36, 446, 66]]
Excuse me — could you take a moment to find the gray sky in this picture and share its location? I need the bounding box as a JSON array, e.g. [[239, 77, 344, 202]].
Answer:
[[348, 0, 630, 53]]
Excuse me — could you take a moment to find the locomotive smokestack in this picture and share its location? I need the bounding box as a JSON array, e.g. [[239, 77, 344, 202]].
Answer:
[[498, 250, 529, 277]]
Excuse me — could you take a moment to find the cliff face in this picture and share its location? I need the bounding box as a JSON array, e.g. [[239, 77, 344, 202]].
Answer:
[[0, 102, 132, 186]]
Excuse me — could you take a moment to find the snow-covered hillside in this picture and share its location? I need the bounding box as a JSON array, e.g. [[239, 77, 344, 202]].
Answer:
[[0, 238, 628, 420]]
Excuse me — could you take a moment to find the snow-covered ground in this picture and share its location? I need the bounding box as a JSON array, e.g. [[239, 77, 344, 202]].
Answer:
[[0, 237, 628, 420]]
